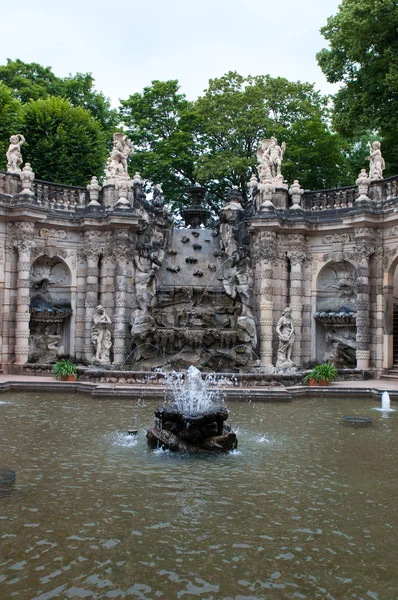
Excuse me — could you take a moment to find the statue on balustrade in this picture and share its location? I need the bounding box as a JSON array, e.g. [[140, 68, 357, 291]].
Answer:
[[6, 134, 25, 173], [276, 307, 295, 368], [366, 141, 385, 180], [91, 305, 112, 364], [105, 133, 133, 179], [257, 137, 286, 184]]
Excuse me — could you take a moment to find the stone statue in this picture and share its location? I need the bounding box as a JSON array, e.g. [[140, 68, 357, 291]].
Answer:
[[20, 163, 35, 195], [91, 305, 112, 364], [134, 245, 162, 315], [366, 141, 385, 180], [276, 307, 295, 368], [6, 134, 25, 173], [105, 133, 133, 179], [257, 137, 286, 184]]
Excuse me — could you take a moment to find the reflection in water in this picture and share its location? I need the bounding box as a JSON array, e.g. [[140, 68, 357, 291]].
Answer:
[[0, 393, 396, 599]]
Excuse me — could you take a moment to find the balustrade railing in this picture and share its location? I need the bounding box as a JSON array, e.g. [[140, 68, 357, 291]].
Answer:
[[0, 170, 89, 212]]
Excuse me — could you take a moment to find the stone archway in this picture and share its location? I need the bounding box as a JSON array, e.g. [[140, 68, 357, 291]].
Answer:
[[384, 254, 398, 370], [29, 256, 72, 363], [314, 260, 357, 367]]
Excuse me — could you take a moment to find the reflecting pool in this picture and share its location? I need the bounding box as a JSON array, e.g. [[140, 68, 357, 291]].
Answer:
[[0, 392, 397, 599]]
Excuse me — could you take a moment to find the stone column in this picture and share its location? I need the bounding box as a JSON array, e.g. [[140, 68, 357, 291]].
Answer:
[[259, 261, 274, 367], [1, 242, 17, 364], [75, 250, 87, 361], [286, 235, 308, 368], [301, 262, 312, 367], [83, 251, 100, 363], [354, 229, 375, 370], [14, 239, 35, 365], [112, 230, 131, 365], [289, 258, 303, 366]]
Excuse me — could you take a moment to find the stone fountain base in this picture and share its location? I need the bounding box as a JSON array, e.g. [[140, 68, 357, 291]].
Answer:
[[147, 404, 238, 453]]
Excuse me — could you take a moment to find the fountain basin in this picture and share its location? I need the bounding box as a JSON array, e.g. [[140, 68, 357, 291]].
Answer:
[[0, 468, 16, 489], [147, 404, 237, 453], [342, 415, 372, 427]]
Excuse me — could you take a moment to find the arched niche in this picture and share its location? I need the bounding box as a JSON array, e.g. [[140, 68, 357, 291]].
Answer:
[[28, 256, 72, 363], [314, 261, 357, 367]]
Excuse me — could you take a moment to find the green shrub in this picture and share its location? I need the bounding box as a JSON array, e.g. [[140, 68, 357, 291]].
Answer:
[[51, 359, 77, 380], [303, 363, 338, 384]]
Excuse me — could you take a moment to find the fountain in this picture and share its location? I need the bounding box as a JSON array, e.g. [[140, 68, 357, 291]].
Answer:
[[377, 390, 395, 413], [146, 365, 238, 453]]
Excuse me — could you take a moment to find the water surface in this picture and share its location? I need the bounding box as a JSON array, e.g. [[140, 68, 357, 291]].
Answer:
[[0, 393, 397, 599]]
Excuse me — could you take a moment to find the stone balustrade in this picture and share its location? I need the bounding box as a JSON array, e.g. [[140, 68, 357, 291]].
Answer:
[[0, 170, 89, 211]]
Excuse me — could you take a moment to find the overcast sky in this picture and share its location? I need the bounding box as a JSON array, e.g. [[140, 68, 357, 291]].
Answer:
[[1, 0, 341, 104]]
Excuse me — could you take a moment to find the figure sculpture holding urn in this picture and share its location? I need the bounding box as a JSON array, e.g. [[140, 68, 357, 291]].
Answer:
[[91, 305, 112, 364], [276, 307, 295, 368]]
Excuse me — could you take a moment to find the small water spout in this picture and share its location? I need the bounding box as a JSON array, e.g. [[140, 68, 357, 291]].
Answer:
[[382, 391, 391, 411]]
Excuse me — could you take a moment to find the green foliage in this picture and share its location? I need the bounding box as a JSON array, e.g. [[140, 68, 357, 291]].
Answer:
[[194, 72, 347, 203], [120, 73, 349, 211], [0, 82, 22, 169], [303, 363, 338, 384], [21, 97, 107, 186], [317, 0, 398, 173], [51, 359, 77, 379], [0, 59, 118, 138], [120, 80, 199, 209]]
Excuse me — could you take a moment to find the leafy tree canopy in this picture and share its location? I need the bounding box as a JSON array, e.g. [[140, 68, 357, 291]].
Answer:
[[0, 59, 118, 136], [120, 80, 200, 209], [120, 72, 349, 210], [21, 97, 107, 186], [317, 0, 398, 173]]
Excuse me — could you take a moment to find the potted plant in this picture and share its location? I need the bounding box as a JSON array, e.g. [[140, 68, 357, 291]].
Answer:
[[303, 363, 338, 386], [52, 359, 78, 382]]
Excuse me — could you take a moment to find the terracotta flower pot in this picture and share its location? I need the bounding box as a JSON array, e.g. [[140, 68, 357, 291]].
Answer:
[[66, 374, 77, 382], [307, 378, 318, 386], [318, 379, 329, 386]]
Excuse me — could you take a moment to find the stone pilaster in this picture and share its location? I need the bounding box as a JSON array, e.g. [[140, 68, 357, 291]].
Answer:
[[286, 235, 308, 368], [301, 262, 312, 366], [259, 261, 274, 367], [1, 241, 17, 363], [82, 232, 102, 363], [112, 230, 131, 365], [75, 250, 87, 361], [354, 228, 375, 370], [14, 237, 35, 365]]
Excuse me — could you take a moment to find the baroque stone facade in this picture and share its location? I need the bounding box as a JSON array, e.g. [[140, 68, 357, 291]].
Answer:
[[0, 134, 397, 376]]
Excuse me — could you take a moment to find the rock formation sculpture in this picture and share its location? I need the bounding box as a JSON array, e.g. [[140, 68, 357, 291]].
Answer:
[[6, 134, 25, 173], [91, 305, 112, 364]]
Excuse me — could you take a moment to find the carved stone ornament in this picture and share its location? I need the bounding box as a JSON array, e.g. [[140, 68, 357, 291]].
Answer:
[[251, 231, 279, 262], [87, 176, 102, 206], [289, 180, 304, 210], [355, 169, 371, 202], [20, 163, 35, 195], [322, 233, 351, 263], [105, 132, 133, 181], [39, 229, 67, 240]]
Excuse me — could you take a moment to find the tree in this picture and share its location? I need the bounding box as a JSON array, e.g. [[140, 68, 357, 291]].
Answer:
[[0, 59, 118, 138], [120, 73, 348, 211], [317, 0, 398, 173], [0, 82, 22, 170], [21, 97, 107, 186], [193, 72, 347, 203], [120, 80, 199, 209]]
